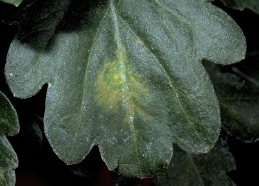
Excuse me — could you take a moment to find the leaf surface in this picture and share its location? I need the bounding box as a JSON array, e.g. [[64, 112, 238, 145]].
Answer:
[[0, 0, 22, 7], [220, 0, 259, 14], [0, 91, 19, 186], [5, 0, 246, 177], [204, 61, 259, 142], [25, 112, 43, 147], [154, 138, 236, 186]]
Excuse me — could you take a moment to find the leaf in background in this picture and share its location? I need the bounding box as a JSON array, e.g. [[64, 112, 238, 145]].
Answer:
[[25, 112, 43, 148], [220, 0, 259, 14], [0, 0, 22, 7], [154, 138, 236, 186], [69, 146, 104, 184], [111, 172, 143, 186], [0, 91, 19, 186], [231, 53, 259, 88], [204, 61, 259, 142], [5, 0, 246, 177]]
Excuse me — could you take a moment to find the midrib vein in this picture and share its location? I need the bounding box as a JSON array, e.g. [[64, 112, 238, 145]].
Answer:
[[110, 0, 142, 174]]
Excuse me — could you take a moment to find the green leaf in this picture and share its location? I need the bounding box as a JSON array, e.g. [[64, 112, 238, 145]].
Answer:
[[220, 0, 259, 14], [204, 61, 259, 142], [25, 112, 43, 147], [154, 138, 236, 186], [5, 0, 246, 178], [0, 91, 19, 186], [111, 173, 143, 186], [0, 0, 22, 7]]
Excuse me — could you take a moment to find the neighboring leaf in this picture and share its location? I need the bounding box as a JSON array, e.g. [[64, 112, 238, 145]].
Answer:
[[231, 52, 259, 88], [0, 91, 19, 186], [25, 112, 43, 147], [0, 0, 22, 7], [220, 0, 259, 14], [5, 0, 246, 178], [111, 172, 143, 186], [204, 61, 259, 142], [69, 146, 103, 184], [154, 138, 236, 186]]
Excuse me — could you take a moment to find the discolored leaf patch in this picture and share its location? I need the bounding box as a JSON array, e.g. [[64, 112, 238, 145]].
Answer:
[[95, 48, 150, 116]]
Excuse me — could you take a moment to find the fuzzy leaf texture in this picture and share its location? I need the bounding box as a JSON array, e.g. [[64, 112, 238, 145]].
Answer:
[[0, 91, 19, 186], [154, 138, 236, 186], [0, 0, 22, 7], [5, 0, 246, 178], [220, 0, 259, 14], [204, 61, 259, 142]]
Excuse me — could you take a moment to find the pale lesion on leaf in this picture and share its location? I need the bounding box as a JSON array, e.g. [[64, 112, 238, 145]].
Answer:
[[136, 38, 144, 45], [94, 47, 150, 120], [95, 47, 151, 168]]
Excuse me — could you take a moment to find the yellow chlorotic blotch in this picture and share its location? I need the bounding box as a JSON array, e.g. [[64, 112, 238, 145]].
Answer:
[[95, 47, 150, 119], [95, 47, 151, 156]]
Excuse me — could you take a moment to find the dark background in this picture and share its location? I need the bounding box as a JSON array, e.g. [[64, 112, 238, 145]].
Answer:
[[1, 0, 259, 185]]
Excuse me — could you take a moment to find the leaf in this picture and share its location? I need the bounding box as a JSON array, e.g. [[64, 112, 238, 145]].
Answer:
[[220, 0, 259, 14], [111, 172, 143, 186], [25, 112, 43, 147], [0, 91, 19, 186], [5, 0, 246, 178], [154, 138, 236, 186], [204, 61, 259, 142], [0, 0, 22, 7]]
